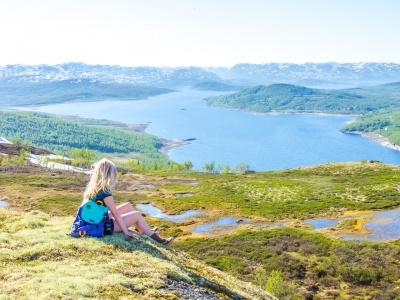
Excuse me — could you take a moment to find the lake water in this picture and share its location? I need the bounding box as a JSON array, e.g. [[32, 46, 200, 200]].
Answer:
[[0, 200, 9, 208], [28, 89, 400, 171]]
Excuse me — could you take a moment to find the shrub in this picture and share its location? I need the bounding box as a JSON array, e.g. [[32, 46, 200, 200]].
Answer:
[[69, 148, 96, 167], [266, 270, 300, 299]]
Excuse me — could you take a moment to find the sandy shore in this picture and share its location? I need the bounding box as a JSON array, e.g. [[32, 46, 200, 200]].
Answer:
[[344, 131, 400, 152], [159, 138, 195, 155]]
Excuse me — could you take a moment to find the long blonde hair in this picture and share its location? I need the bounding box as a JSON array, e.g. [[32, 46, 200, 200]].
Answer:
[[83, 158, 117, 202]]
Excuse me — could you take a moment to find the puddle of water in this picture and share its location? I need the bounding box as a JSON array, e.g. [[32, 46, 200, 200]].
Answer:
[[174, 192, 193, 197], [193, 217, 246, 233], [339, 207, 400, 241], [0, 200, 9, 208], [167, 179, 199, 185], [141, 184, 155, 189], [304, 218, 339, 229], [136, 203, 201, 222]]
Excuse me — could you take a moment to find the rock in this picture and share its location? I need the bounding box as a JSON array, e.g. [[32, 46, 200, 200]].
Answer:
[[162, 279, 221, 300]]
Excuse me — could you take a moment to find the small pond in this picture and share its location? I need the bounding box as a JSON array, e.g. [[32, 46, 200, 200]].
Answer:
[[0, 200, 9, 208], [304, 218, 339, 230], [136, 203, 201, 222], [339, 207, 400, 241], [192, 217, 246, 233]]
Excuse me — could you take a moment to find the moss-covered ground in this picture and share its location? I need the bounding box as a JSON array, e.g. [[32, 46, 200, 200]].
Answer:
[[175, 229, 400, 299], [1, 161, 400, 299]]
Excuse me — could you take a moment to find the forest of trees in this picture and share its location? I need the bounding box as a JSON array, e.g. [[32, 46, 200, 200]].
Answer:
[[344, 109, 400, 145], [0, 111, 164, 158]]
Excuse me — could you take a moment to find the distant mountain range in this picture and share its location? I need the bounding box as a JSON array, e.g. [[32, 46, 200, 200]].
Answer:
[[2, 62, 400, 89], [0, 63, 219, 87], [211, 63, 400, 87]]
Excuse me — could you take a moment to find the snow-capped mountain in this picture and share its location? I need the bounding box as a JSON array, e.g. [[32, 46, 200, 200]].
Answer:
[[1, 62, 400, 88], [219, 62, 400, 86], [0, 63, 220, 87]]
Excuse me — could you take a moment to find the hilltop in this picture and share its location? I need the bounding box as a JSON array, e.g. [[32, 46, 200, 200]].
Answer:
[[0, 110, 167, 162], [0, 79, 173, 106], [206, 82, 400, 114], [0, 211, 272, 299]]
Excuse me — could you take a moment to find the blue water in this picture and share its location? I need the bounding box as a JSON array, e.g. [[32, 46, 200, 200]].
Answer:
[[340, 208, 400, 241], [304, 218, 339, 229], [192, 217, 245, 233], [136, 203, 201, 222], [0, 200, 9, 208], [27, 89, 400, 171]]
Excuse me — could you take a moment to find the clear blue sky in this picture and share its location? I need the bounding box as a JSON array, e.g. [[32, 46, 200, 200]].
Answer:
[[0, 0, 399, 66]]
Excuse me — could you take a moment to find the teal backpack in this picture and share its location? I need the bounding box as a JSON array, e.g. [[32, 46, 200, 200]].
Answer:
[[80, 200, 109, 224]]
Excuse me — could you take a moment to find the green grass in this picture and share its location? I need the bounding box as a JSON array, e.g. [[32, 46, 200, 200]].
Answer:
[[0, 209, 272, 299], [175, 228, 400, 299], [2, 162, 400, 298], [147, 162, 400, 219], [3, 161, 400, 220]]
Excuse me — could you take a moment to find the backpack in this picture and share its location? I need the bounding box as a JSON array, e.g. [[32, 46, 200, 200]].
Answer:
[[69, 200, 109, 238]]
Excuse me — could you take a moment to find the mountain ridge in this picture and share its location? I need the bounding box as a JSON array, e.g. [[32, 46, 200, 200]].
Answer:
[[3, 62, 400, 88]]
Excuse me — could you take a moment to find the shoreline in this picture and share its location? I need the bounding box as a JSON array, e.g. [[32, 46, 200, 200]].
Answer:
[[209, 104, 362, 118], [249, 111, 361, 117], [2, 108, 188, 159], [159, 138, 195, 155], [344, 131, 400, 152]]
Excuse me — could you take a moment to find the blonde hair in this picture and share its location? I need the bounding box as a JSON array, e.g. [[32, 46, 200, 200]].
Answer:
[[83, 158, 117, 202]]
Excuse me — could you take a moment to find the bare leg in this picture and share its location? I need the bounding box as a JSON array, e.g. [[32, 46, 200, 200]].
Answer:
[[113, 211, 154, 236], [116, 202, 135, 215]]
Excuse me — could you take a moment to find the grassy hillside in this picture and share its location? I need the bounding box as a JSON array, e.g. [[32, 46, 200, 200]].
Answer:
[[176, 229, 400, 299], [1, 162, 400, 299], [0, 209, 273, 299], [206, 82, 400, 114], [2, 161, 399, 221], [0, 79, 173, 106], [344, 109, 400, 145], [2, 162, 400, 299], [0, 111, 165, 160], [144, 161, 400, 219]]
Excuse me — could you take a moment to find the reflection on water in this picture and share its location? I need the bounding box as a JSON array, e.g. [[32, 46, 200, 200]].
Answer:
[[192, 217, 246, 233], [304, 218, 339, 229], [136, 203, 201, 222], [0, 200, 9, 208], [339, 208, 400, 241]]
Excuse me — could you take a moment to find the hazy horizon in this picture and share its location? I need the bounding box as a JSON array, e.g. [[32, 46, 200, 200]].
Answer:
[[2, 61, 400, 69], [1, 0, 399, 66]]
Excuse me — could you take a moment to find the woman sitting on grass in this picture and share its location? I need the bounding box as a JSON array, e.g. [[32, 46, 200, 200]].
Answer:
[[82, 158, 173, 245]]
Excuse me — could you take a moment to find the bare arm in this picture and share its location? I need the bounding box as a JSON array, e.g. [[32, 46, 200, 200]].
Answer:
[[104, 196, 137, 238]]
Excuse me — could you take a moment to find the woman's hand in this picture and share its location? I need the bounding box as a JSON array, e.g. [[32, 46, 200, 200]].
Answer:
[[124, 230, 139, 240]]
